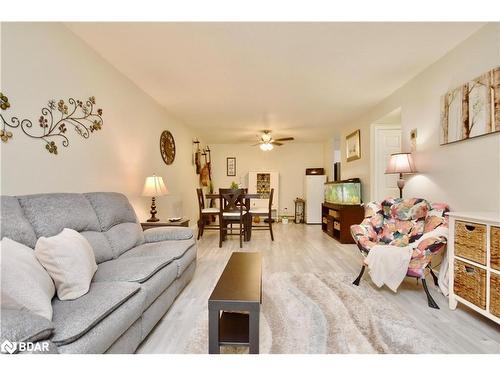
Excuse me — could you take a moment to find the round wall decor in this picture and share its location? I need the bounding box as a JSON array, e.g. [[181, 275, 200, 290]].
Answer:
[[160, 130, 176, 165]]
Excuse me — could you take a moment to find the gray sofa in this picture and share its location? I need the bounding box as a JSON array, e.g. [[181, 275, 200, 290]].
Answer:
[[0, 192, 197, 354]]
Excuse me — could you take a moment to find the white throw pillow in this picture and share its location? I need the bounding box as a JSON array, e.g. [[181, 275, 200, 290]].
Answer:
[[0, 237, 56, 320], [35, 228, 97, 301]]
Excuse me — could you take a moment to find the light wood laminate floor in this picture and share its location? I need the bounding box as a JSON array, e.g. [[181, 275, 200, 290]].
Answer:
[[138, 223, 500, 353]]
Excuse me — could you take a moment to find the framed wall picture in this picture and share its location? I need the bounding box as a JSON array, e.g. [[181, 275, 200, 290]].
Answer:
[[440, 66, 500, 145], [226, 157, 236, 176], [346, 129, 361, 162]]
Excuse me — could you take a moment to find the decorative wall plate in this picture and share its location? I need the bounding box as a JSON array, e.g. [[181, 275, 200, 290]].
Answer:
[[160, 130, 175, 165]]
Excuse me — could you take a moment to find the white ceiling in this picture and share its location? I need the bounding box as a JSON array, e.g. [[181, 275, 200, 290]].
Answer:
[[66, 22, 484, 143]]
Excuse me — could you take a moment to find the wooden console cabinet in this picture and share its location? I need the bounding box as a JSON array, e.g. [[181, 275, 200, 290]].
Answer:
[[321, 202, 364, 244]]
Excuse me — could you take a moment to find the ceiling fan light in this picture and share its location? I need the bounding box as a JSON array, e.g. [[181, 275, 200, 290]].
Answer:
[[262, 133, 272, 142], [259, 143, 273, 151]]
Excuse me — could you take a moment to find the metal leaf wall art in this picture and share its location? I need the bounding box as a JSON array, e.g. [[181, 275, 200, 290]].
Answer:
[[0, 93, 104, 155]]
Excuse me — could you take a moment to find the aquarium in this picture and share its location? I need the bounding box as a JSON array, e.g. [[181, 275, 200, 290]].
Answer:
[[324, 179, 361, 205]]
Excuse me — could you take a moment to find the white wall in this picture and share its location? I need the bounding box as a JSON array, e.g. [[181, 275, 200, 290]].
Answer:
[[339, 23, 500, 211], [210, 143, 324, 215], [0, 23, 201, 222]]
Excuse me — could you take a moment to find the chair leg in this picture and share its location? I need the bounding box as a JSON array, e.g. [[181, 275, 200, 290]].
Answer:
[[197, 219, 202, 240], [428, 266, 439, 287], [421, 278, 440, 309], [241, 217, 245, 248], [269, 215, 274, 241], [352, 265, 366, 286], [219, 220, 224, 248], [200, 218, 206, 239]]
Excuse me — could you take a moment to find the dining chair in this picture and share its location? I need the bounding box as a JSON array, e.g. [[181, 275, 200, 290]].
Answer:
[[218, 188, 248, 248], [249, 188, 274, 241], [196, 188, 219, 240]]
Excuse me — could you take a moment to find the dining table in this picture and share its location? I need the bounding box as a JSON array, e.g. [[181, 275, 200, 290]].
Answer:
[[205, 193, 262, 241]]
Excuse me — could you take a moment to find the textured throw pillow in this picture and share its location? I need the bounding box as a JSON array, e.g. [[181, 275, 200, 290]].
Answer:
[[35, 228, 97, 301], [0, 237, 55, 320]]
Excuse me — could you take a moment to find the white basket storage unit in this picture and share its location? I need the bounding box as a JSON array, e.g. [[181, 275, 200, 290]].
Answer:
[[247, 171, 279, 219], [447, 212, 500, 325]]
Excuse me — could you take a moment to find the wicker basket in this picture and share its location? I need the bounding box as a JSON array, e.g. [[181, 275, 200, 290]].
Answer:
[[491, 273, 500, 318], [491, 226, 500, 271], [455, 221, 487, 265], [454, 259, 486, 309]]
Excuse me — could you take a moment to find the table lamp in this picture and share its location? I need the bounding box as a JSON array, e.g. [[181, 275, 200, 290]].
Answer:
[[385, 152, 417, 198], [142, 174, 168, 222]]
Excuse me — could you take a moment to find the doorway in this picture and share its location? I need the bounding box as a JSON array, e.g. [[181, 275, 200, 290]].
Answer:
[[370, 109, 402, 201]]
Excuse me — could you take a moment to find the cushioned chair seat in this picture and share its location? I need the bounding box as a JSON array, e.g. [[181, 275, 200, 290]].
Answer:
[[119, 238, 195, 261], [249, 208, 269, 214], [201, 207, 219, 213], [222, 212, 245, 217], [93, 256, 175, 283], [51, 282, 140, 346]]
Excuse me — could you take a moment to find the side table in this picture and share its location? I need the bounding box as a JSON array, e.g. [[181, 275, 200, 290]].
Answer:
[[141, 219, 190, 231]]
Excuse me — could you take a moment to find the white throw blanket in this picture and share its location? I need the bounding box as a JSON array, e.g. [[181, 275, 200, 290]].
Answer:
[[365, 226, 449, 293]]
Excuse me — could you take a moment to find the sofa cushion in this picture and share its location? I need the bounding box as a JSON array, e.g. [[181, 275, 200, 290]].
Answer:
[[80, 231, 114, 264], [136, 261, 178, 308], [18, 193, 100, 238], [120, 238, 196, 260], [51, 282, 140, 346], [0, 196, 38, 248], [105, 222, 145, 258], [35, 228, 98, 301], [93, 256, 175, 283], [56, 287, 145, 354], [104, 318, 141, 354], [84, 192, 139, 231], [144, 227, 194, 243], [1, 237, 56, 320], [1, 309, 54, 352]]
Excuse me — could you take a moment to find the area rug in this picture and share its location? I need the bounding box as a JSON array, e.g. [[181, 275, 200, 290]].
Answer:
[[182, 272, 448, 354]]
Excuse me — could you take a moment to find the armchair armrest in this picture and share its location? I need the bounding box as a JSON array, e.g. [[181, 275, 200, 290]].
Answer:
[[351, 223, 378, 254], [144, 227, 194, 243], [407, 226, 448, 277]]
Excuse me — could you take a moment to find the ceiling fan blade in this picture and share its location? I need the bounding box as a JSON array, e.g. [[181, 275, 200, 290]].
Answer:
[[272, 142, 284, 146], [273, 137, 294, 142], [251, 143, 262, 146]]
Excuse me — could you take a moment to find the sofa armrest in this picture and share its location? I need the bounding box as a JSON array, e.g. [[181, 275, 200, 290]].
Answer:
[[1, 308, 55, 353], [144, 227, 194, 243]]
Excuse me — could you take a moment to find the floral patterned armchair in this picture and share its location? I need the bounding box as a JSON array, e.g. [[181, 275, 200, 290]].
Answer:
[[350, 197, 449, 308]]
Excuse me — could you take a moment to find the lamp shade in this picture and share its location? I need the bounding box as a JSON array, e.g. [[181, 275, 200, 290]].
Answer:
[[385, 153, 417, 174], [142, 175, 168, 197]]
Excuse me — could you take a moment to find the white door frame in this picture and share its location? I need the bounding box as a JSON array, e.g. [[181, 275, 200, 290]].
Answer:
[[370, 124, 402, 201]]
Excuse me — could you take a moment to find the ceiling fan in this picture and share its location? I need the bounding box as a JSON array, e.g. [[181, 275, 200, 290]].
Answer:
[[252, 130, 294, 151]]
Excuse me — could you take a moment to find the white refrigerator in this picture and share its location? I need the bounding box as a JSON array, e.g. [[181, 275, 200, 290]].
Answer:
[[304, 175, 327, 224]]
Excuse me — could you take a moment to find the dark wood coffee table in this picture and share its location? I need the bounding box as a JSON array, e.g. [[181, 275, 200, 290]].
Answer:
[[208, 252, 262, 354]]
